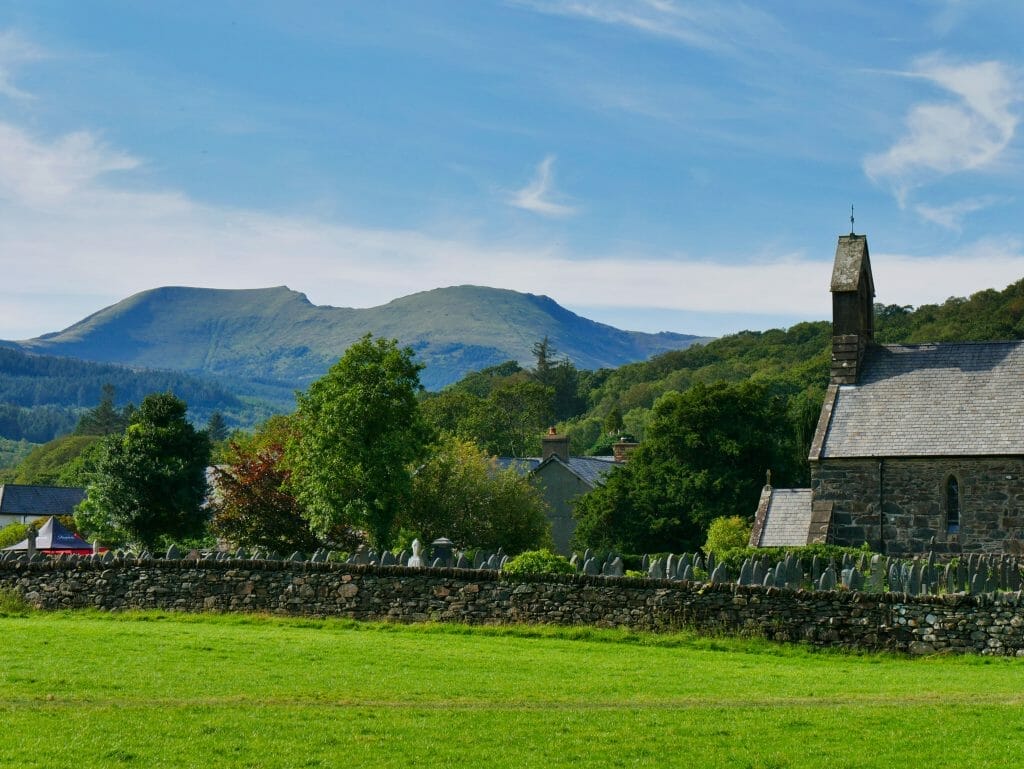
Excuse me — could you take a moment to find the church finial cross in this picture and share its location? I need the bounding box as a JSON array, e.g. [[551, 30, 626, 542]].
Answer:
[[850, 204, 855, 235]]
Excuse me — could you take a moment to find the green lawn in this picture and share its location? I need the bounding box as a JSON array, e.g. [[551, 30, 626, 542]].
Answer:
[[2, 611, 1023, 768]]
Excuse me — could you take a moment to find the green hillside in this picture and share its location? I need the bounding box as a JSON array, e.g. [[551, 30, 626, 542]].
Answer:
[[5, 285, 709, 393], [0, 346, 269, 444]]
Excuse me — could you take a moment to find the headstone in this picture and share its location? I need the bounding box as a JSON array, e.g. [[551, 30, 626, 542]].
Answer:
[[499, 555, 509, 569], [288, 551, 304, 562], [665, 554, 676, 580], [583, 557, 600, 576], [266, 551, 280, 562], [738, 559, 753, 586], [677, 553, 691, 577], [25, 525, 37, 559], [407, 539, 425, 568], [970, 571, 986, 594], [907, 563, 922, 596], [787, 554, 802, 587], [607, 557, 624, 577], [751, 560, 766, 586], [165, 544, 181, 560], [811, 555, 822, 584], [818, 566, 837, 591], [869, 555, 884, 593], [762, 567, 776, 588], [486, 554, 501, 570], [380, 551, 396, 567], [706, 553, 716, 573], [648, 558, 665, 580], [430, 558, 442, 568], [234, 547, 248, 560], [640, 553, 649, 572], [945, 563, 957, 594], [569, 554, 579, 570], [693, 554, 704, 573], [431, 537, 454, 567], [455, 553, 469, 569], [709, 563, 728, 584], [680, 564, 694, 581]]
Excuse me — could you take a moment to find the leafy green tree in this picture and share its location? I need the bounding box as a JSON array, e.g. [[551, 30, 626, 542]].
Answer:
[[12, 434, 102, 485], [401, 435, 551, 553], [286, 335, 434, 549], [704, 515, 753, 556], [210, 416, 360, 553], [75, 393, 211, 549], [573, 381, 795, 553]]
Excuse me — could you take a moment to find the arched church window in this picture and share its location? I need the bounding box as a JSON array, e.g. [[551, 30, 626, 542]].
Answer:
[[946, 475, 960, 533]]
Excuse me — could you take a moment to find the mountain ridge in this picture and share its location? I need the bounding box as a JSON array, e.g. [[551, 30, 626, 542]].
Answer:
[[4, 284, 710, 395]]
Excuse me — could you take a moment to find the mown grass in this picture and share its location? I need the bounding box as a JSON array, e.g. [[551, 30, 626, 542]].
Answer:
[[2, 611, 1024, 768]]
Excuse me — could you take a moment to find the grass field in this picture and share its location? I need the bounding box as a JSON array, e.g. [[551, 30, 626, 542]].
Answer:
[[2, 609, 1024, 768]]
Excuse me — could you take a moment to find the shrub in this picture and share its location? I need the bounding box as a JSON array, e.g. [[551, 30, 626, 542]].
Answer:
[[502, 549, 575, 576], [703, 516, 752, 556], [0, 522, 28, 549], [714, 543, 873, 572]]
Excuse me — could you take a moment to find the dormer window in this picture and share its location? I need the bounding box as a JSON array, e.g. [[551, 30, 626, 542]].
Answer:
[[946, 475, 960, 533]]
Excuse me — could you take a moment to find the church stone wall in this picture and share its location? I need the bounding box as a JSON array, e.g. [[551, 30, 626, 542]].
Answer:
[[813, 457, 1024, 556]]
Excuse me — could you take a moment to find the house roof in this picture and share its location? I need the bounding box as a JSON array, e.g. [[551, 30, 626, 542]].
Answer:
[[756, 488, 814, 547], [819, 341, 1024, 458], [0, 484, 86, 516], [498, 455, 617, 487]]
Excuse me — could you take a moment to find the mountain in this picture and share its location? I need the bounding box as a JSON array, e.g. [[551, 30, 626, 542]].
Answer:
[[4, 285, 709, 395]]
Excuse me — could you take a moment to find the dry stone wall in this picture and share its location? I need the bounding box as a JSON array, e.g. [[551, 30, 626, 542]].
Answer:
[[5, 557, 1024, 655]]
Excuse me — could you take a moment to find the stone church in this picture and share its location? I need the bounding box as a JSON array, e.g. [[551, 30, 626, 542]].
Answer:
[[750, 233, 1024, 555]]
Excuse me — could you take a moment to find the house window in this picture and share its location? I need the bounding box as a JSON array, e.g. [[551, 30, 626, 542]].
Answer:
[[946, 475, 960, 533]]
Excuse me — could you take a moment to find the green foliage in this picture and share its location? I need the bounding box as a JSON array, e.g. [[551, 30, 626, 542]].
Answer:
[[76, 393, 211, 549], [204, 412, 229, 443], [501, 548, 575, 575], [0, 522, 29, 549], [287, 335, 434, 549], [401, 435, 552, 554], [74, 384, 132, 436], [0, 437, 37, 472], [573, 381, 798, 554], [11, 434, 102, 485], [703, 516, 752, 556], [210, 416, 361, 554]]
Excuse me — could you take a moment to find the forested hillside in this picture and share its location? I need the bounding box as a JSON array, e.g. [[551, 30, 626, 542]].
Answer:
[[0, 347, 263, 444]]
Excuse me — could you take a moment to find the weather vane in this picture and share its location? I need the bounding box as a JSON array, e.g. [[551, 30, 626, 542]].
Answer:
[[850, 204, 855, 235]]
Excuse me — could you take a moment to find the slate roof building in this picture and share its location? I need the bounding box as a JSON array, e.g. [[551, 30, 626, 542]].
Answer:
[[0, 484, 87, 528], [751, 233, 1024, 555], [500, 429, 630, 554]]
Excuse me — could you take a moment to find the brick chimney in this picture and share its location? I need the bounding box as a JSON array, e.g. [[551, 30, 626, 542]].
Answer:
[[830, 233, 875, 385], [541, 427, 570, 462], [612, 436, 638, 463]]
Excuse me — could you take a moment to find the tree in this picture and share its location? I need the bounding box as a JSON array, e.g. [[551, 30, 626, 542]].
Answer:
[[74, 383, 131, 436], [210, 416, 360, 554], [573, 381, 795, 554], [401, 435, 552, 553], [205, 411, 229, 443], [75, 393, 211, 549], [286, 335, 434, 549]]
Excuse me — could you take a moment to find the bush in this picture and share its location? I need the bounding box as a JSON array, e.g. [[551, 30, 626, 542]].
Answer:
[[0, 522, 28, 549], [501, 549, 575, 576], [703, 516, 752, 556]]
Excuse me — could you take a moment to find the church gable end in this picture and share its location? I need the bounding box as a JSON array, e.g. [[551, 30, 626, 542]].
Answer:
[[830, 234, 875, 385]]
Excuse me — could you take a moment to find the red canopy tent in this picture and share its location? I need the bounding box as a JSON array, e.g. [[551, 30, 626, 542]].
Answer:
[[3, 516, 102, 555]]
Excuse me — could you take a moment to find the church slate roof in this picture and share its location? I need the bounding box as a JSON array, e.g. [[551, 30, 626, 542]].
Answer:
[[820, 341, 1024, 458], [756, 489, 814, 547]]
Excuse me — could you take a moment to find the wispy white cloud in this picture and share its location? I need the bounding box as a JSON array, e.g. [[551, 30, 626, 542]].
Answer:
[[864, 55, 1022, 205], [509, 0, 786, 57], [914, 195, 1004, 232], [0, 29, 45, 100], [3, 120, 1024, 340], [508, 155, 578, 218]]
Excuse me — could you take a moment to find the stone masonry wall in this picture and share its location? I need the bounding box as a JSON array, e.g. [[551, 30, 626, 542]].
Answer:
[[5, 557, 1024, 655], [813, 456, 1024, 556]]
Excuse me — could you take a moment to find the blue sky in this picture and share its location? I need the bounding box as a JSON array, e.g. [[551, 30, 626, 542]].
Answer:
[[0, 1, 1022, 339]]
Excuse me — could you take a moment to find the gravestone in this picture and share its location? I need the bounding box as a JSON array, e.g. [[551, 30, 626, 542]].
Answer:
[[811, 555, 822, 584], [680, 564, 694, 581], [869, 555, 884, 593], [665, 554, 676, 580], [752, 560, 766, 586], [165, 544, 181, 560], [455, 553, 469, 569], [648, 558, 665, 580], [762, 567, 776, 588], [818, 566, 837, 591], [738, 559, 753, 586], [709, 564, 728, 584], [381, 551, 397, 567], [583, 557, 600, 576], [607, 557, 624, 577]]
